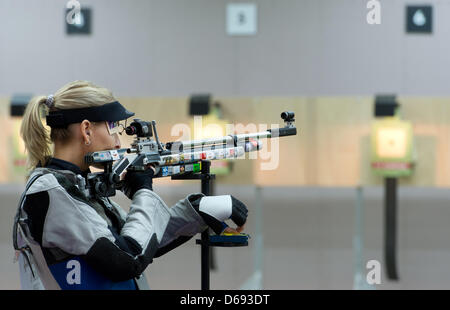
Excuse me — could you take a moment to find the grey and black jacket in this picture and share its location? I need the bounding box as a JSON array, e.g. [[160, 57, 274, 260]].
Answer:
[[14, 158, 207, 290]]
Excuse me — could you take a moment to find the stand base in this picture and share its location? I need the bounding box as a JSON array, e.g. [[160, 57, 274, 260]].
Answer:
[[196, 234, 250, 247]]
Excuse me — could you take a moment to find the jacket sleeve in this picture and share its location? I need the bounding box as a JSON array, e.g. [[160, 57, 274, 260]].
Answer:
[[35, 173, 206, 282], [109, 191, 208, 258]]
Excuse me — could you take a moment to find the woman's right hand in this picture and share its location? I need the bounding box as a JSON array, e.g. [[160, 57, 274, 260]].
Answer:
[[122, 165, 156, 199]]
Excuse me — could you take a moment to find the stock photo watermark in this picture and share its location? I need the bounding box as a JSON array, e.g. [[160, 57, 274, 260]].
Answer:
[[367, 0, 381, 25], [66, 0, 81, 25], [169, 116, 281, 171], [366, 260, 381, 285], [66, 259, 81, 285], [64, 257, 382, 286]]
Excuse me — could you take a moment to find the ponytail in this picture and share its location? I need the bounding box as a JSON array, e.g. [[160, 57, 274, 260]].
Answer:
[[19, 80, 117, 171], [20, 96, 53, 169]]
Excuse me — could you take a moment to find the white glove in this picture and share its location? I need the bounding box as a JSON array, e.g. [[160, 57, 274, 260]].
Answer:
[[192, 195, 248, 235]]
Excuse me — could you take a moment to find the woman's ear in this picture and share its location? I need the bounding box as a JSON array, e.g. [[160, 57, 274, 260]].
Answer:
[[80, 120, 93, 146]]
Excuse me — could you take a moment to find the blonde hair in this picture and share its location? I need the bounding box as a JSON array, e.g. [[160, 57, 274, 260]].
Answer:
[[20, 80, 116, 169]]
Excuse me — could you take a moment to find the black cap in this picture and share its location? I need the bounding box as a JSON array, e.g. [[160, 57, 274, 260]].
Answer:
[[46, 101, 135, 128]]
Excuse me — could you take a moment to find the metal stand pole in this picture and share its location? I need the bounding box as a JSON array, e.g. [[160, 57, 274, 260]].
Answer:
[[253, 185, 264, 289], [174, 160, 245, 290], [353, 186, 365, 289], [352, 186, 374, 290], [200, 160, 211, 290], [239, 185, 264, 289], [209, 178, 216, 271], [385, 177, 399, 280]]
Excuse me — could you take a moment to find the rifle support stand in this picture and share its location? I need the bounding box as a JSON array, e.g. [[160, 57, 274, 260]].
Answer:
[[172, 160, 248, 290]]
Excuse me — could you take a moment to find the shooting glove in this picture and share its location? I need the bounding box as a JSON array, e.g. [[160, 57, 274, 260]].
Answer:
[[190, 195, 248, 235], [122, 168, 154, 199]]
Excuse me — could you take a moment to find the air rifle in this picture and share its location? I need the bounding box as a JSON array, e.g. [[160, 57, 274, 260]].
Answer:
[[83, 111, 297, 197]]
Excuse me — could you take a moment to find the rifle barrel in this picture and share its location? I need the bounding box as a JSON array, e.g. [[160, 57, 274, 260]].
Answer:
[[166, 131, 272, 152]]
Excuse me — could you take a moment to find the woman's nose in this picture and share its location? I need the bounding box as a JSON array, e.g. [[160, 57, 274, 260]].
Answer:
[[114, 134, 121, 149]]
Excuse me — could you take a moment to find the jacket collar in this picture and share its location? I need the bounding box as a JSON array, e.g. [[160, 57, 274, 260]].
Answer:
[[44, 157, 90, 177]]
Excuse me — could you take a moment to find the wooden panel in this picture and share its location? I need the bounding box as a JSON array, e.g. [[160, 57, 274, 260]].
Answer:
[[1, 95, 450, 187], [0, 97, 39, 183], [398, 97, 450, 187], [313, 97, 372, 186], [0, 98, 10, 183], [250, 97, 308, 186]]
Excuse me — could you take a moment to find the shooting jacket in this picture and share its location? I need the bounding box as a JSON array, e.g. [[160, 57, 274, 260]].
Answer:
[[13, 158, 207, 290]]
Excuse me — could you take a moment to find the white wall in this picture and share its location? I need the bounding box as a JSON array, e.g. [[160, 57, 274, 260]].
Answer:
[[1, 0, 449, 96]]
